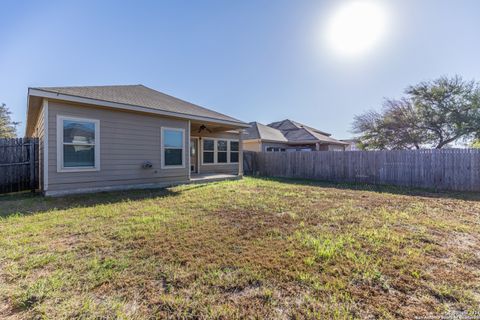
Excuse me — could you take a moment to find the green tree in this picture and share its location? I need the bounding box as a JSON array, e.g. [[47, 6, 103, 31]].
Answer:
[[353, 99, 427, 150], [0, 103, 19, 138], [353, 76, 480, 149], [471, 140, 480, 148]]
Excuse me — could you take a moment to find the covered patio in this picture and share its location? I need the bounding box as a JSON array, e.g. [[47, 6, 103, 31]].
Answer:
[[188, 121, 245, 179]]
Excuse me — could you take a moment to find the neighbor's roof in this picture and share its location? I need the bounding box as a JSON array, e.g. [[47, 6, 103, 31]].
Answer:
[[306, 130, 349, 145], [269, 119, 347, 145], [268, 119, 331, 136], [281, 127, 347, 145], [245, 120, 347, 145], [244, 122, 288, 142], [29, 84, 248, 127]]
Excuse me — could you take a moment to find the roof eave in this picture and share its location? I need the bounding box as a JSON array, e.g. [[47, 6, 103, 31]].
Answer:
[[284, 140, 348, 145], [28, 88, 250, 128], [242, 138, 347, 145], [244, 138, 289, 143], [25, 89, 32, 136], [263, 139, 289, 143], [25, 89, 45, 137]]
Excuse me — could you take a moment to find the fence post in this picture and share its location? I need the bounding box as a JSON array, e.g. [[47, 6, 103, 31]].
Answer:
[[29, 139, 35, 192]]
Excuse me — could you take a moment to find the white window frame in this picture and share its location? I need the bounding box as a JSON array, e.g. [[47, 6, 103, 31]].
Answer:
[[229, 140, 239, 163], [57, 115, 100, 172], [265, 146, 286, 152], [202, 138, 216, 165], [201, 138, 239, 165], [161, 127, 185, 169], [216, 139, 229, 164]]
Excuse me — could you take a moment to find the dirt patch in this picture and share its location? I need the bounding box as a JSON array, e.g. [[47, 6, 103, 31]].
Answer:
[[449, 232, 480, 252]]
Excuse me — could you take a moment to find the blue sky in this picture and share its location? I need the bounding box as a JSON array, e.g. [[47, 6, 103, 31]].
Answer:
[[1, 0, 479, 138]]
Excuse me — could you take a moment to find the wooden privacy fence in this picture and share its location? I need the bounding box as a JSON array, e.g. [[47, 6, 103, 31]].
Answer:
[[0, 138, 39, 194], [243, 149, 480, 192]]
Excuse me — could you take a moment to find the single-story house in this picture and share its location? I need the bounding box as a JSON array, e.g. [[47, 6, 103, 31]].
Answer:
[[341, 139, 361, 151], [243, 119, 348, 152], [25, 85, 250, 196]]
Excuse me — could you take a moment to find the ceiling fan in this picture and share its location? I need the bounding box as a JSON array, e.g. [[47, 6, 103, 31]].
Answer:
[[198, 125, 212, 133]]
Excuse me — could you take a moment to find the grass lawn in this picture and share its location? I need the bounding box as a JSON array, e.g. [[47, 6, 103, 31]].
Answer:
[[0, 177, 479, 319]]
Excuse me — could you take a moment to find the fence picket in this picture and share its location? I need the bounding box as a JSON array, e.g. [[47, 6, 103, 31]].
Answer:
[[0, 138, 39, 194], [243, 149, 480, 192]]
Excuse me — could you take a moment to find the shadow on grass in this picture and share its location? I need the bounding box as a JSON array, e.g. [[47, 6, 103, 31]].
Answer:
[[1, 176, 478, 219], [251, 176, 480, 201], [0, 184, 209, 219]]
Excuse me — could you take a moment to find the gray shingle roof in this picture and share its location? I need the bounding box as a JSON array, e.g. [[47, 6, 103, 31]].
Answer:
[[268, 119, 331, 136], [283, 128, 317, 142], [244, 122, 288, 142], [247, 119, 347, 145], [289, 120, 331, 136], [33, 84, 246, 125], [304, 128, 349, 145]]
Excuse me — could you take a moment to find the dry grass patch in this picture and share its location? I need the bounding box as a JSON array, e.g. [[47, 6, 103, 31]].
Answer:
[[0, 177, 479, 319]]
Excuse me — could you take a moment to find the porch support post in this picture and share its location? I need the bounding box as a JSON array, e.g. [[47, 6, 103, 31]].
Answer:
[[238, 129, 244, 177], [187, 120, 191, 180]]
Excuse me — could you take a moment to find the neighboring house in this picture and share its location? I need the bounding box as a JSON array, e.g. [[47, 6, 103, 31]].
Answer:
[[25, 85, 249, 196], [341, 139, 361, 151], [243, 119, 348, 152]]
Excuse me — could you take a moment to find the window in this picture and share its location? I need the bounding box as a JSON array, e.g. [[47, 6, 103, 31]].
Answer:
[[57, 116, 100, 172], [202, 138, 239, 164], [162, 128, 184, 168], [230, 141, 239, 163], [217, 140, 228, 163], [203, 139, 215, 164], [266, 147, 285, 152]]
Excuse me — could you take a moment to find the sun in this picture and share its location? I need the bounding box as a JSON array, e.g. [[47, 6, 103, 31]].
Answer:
[[325, 0, 389, 58]]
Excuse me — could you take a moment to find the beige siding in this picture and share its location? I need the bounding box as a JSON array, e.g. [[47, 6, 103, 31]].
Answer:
[[244, 141, 292, 152], [193, 131, 240, 175], [318, 144, 346, 151], [243, 140, 262, 152], [260, 142, 291, 152], [327, 144, 346, 151], [47, 100, 189, 192], [32, 101, 46, 191]]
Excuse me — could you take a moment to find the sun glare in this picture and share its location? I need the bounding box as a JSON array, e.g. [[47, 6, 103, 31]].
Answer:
[[325, 0, 389, 59]]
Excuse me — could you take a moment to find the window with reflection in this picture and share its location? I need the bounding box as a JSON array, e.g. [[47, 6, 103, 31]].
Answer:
[[61, 118, 98, 169], [162, 128, 184, 167], [230, 141, 239, 163], [217, 140, 228, 163], [203, 139, 214, 164], [202, 139, 239, 164]]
